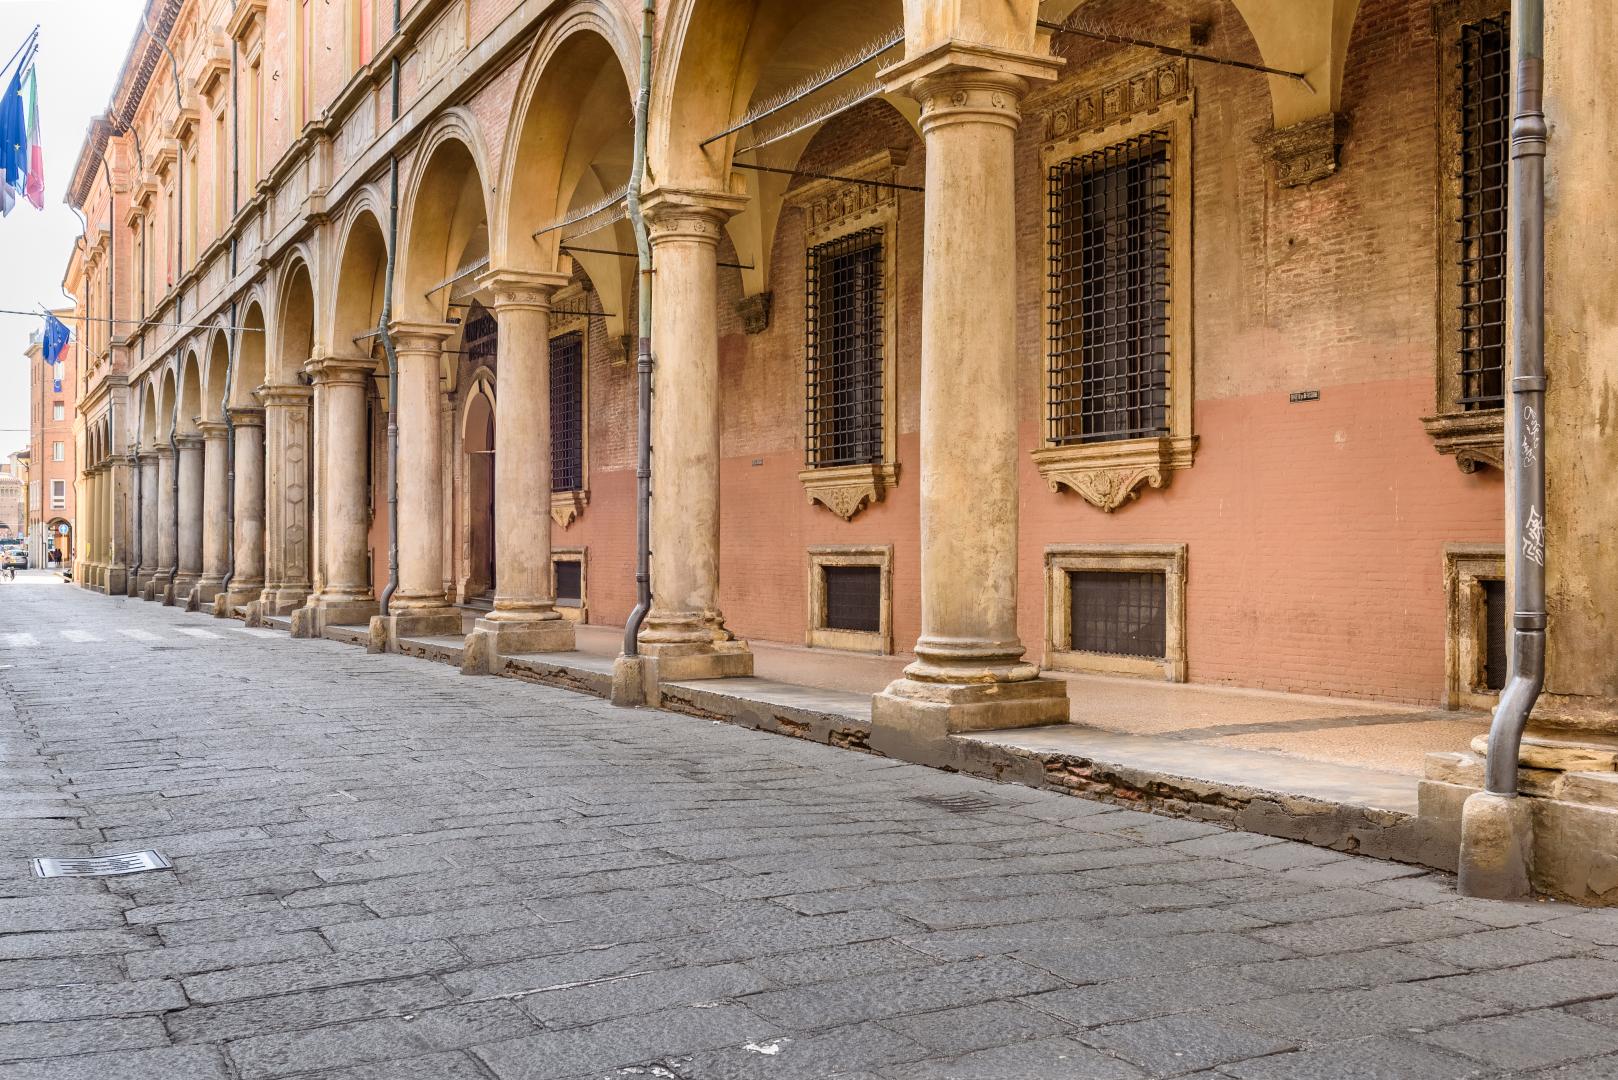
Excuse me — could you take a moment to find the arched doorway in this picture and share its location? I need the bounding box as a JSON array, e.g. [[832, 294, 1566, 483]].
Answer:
[[463, 374, 496, 601], [46, 518, 71, 566]]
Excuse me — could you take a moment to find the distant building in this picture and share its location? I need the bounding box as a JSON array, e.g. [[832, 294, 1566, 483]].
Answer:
[[24, 316, 77, 568], [0, 457, 22, 540]]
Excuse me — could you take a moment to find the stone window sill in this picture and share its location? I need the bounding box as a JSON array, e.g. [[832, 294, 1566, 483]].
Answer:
[[797, 462, 899, 521], [1422, 409, 1504, 473], [1031, 435, 1196, 512]]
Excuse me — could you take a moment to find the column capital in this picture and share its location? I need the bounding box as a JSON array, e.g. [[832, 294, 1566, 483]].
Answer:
[[257, 383, 313, 407], [227, 406, 266, 427], [197, 420, 230, 440], [151, 444, 175, 461], [880, 42, 1059, 133], [388, 320, 456, 354], [304, 355, 378, 386], [175, 434, 205, 451], [473, 268, 571, 313], [642, 186, 748, 246]]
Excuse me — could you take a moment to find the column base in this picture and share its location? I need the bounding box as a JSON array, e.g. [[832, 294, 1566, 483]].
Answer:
[[369, 610, 466, 654], [291, 596, 379, 639], [171, 574, 200, 607], [638, 639, 753, 681], [216, 584, 263, 618], [871, 674, 1070, 758], [261, 587, 313, 616], [462, 618, 576, 675], [193, 577, 225, 608]]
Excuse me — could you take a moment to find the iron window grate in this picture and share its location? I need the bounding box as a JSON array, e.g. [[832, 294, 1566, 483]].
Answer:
[[555, 560, 582, 607], [1049, 134, 1171, 446], [805, 228, 884, 468], [1069, 570, 1167, 659], [1457, 16, 1509, 411], [824, 564, 881, 634], [1482, 577, 1507, 692], [550, 332, 584, 492], [465, 302, 498, 369]]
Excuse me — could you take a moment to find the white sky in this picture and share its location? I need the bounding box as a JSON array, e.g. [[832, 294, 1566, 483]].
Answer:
[[0, 1, 144, 459]]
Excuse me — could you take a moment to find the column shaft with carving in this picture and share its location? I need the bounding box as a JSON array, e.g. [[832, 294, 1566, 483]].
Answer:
[[637, 189, 753, 680], [871, 46, 1069, 743], [173, 435, 205, 602], [258, 384, 314, 615]]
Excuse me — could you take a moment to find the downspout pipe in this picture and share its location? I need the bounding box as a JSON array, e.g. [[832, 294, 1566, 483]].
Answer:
[[1484, 0, 1548, 798], [221, 40, 241, 598], [378, 27, 403, 617], [620, 0, 654, 659], [168, 376, 179, 593]]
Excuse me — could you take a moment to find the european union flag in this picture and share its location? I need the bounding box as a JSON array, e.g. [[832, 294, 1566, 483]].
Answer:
[[41, 312, 69, 366]]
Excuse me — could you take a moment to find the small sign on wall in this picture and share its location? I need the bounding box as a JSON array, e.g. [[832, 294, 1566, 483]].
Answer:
[[1289, 390, 1320, 404]]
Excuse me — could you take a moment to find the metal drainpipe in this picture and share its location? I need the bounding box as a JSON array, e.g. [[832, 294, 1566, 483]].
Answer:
[[1484, 0, 1549, 797], [620, 0, 654, 658], [168, 380, 179, 592], [378, 29, 403, 617], [221, 39, 242, 599]]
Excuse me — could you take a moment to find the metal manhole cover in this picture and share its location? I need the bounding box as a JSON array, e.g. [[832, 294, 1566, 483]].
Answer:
[[912, 793, 1000, 814], [33, 850, 172, 878]]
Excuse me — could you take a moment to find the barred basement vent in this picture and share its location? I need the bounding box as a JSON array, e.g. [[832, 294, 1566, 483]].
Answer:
[[555, 561, 582, 606], [34, 850, 172, 878], [912, 793, 1000, 814]]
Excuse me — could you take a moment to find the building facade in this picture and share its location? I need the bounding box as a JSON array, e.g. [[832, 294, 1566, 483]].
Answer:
[[23, 318, 77, 568], [63, 0, 1618, 899], [0, 457, 22, 541]]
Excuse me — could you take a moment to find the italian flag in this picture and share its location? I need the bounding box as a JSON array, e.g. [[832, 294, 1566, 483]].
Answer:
[[21, 64, 41, 210]]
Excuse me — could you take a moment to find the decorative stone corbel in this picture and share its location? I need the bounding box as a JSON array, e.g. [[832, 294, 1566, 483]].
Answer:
[[1031, 435, 1196, 513], [736, 292, 772, 335], [1259, 113, 1345, 188], [1422, 410, 1505, 473], [798, 462, 899, 521], [551, 489, 588, 528]]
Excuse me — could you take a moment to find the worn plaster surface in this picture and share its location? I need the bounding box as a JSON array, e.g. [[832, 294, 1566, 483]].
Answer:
[[5, 574, 1618, 1079]]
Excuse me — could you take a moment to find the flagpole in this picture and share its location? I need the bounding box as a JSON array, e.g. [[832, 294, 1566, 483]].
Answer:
[[0, 26, 39, 85]]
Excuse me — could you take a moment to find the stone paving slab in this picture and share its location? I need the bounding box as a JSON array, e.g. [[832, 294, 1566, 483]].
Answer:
[[0, 582, 1609, 1078]]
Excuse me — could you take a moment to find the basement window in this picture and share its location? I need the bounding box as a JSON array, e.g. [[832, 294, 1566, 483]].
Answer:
[[552, 548, 586, 622], [806, 546, 892, 654], [1444, 545, 1507, 709], [1045, 544, 1186, 681]]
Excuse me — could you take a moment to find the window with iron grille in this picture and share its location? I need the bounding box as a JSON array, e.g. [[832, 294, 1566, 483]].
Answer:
[[1068, 570, 1167, 659], [1457, 16, 1509, 411], [1049, 134, 1171, 446], [1482, 577, 1507, 692], [805, 228, 883, 468], [550, 332, 584, 492], [823, 565, 881, 633], [465, 302, 498, 369], [554, 559, 582, 607]]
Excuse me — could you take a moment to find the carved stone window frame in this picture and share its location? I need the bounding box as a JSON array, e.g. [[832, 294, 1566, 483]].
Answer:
[[1045, 543, 1187, 681], [549, 286, 591, 528], [1032, 62, 1196, 512], [552, 546, 587, 624], [1424, 0, 1509, 473], [1445, 543, 1506, 710], [784, 150, 904, 521], [806, 544, 893, 655]]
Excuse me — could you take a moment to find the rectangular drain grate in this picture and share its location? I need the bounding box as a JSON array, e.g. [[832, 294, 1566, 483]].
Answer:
[[33, 850, 173, 878], [912, 793, 1000, 814]]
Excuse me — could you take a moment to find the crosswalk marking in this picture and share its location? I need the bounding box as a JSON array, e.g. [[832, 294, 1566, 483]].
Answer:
[[174, 628, 220, 639], [59, 630, 102, 643], [118, 629, 163, 642], [233, 627, 283, 638], [2, 633, 38, 648]]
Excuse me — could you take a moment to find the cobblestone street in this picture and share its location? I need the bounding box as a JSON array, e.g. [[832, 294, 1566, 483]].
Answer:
[[4, 578, 1618, 1078]]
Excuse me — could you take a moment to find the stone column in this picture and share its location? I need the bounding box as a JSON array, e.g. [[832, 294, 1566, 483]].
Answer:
[[138, 452, 159, 596], [462, 270, 575, 673], [173, 434, 205, 603], [154, 445, 177, 603], [869, 45, 1067, 749], [194, 421, 231, 606], [106, 453, 130, 596], [371, 322, 461, 645], [221, 408, 266, 612], [257, 383, 314, 616], [82, 468, 100, 586], [295, 357, 378, 635], [634, 188, 752, 681]]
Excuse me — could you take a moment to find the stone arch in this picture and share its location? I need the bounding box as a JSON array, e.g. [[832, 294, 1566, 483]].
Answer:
[[202, 328, 231, 422], [157, 366, 177, 442], [178, 348, 203, 435], [233, 300, 267, 407], [274, 257, 317, 385], [330, 204, 390, 355], [396, 111, 494, 324], [140, 379, 160, 449]]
